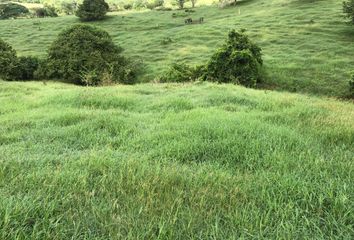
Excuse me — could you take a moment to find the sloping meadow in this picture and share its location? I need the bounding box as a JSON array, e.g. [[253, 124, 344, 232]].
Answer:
[[0, 81, 353, 238]]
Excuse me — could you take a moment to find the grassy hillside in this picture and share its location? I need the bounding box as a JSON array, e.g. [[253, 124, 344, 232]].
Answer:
[[1, 0, 354, 97], [0, 80, 353, 238]]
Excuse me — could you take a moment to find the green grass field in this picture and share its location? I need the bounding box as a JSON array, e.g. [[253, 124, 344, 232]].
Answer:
[[1, 0, 354, 97], [1, 0, 354, 238], [0, 80, 353, 238]]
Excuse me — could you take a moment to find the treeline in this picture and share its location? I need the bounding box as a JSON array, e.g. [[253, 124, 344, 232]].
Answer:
[[5, 0, 213, 12]]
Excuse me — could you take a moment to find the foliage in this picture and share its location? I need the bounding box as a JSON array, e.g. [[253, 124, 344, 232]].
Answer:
[[218, 0, 237, 8], [12, 56, 40, 81], [146, 0, 164, 9], [349, 72, 354, 97], [343, 0, 354, 24], [158, 62, 202, 82], [0, 0, 353, 97], [176, 0, 185, 9], [76, 0, 109, 21], [0, 38, 40, 81], [203, 29, 263, 87], [34, 5, 58, 18], [123, 3, 133, 10], [42, 24, 137, 85], [0, 38, 17, 80], [60, 1, 77, 15], [0, 2, 29, 19]]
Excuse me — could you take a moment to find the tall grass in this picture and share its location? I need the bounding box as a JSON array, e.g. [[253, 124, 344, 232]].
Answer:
[[0, 81, 353, 238]]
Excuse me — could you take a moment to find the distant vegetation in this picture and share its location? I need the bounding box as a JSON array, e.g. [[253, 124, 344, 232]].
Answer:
[[0, 38, 39, 81], [0, 2, 29, 19], [0, 38, 18, 80], [203, 29, 263, 87], [38, 24, 138, 85], [159, 29, 263, 88], [343, 0, 354, 24], [76, 0, 109, 21]]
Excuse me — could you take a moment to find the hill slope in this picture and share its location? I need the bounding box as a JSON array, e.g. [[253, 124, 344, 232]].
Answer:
[[0, 0, 354, 97], [0, 81, 353, 238]]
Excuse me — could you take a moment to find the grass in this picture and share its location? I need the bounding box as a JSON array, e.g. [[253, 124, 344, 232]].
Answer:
[[0, 80, 353, 238], [0, 0, 354, 97]]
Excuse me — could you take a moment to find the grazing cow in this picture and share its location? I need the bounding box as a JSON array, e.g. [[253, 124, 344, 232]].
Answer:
[[185, 18, 192, 24]]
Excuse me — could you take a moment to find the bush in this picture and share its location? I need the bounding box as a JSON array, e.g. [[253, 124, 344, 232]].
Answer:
[[60, 1, 77, 15], [0, 2, 29, 19], [34, 5, 58, 18], [76, 0, 109, 21], [158, 62, 203, 83], [146, 0, 164, 10], [42, 24, 137, 86], [123, 3, 133, 10], [203, 29, 263, 87], [0, 38, 40, 81], [349, 73, 354, 97], [12, 56, 40, 81], [343, 0, 354, 24], [0, 38, 17, 80]]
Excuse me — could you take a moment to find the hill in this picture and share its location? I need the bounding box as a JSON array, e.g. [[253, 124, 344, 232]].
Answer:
[[0, 80, 353, 238], [0, 0, 353, 97]]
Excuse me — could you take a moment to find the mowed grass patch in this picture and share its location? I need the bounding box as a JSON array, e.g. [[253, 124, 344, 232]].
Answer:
[[0, 81, 353, 238]]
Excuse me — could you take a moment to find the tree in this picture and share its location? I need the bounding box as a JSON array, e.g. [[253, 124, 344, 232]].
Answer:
[[176, 0, 185, 9], [191, 0, 197, 8], [42, 24, 137, 85], [343, 0, 354, 24], [75, 0, 109, 21]]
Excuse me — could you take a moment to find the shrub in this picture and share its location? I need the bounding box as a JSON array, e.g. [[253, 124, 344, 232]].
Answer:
[[203, 29, 263, 87], [34, 5, 58, 18], [42, 24, 137, 86], [0, 2, 29, 19], [0, 38, 17, 80], [349, 73, 354, 97], [158, 62, 202, 83], [60, 1, 77, 15], [343, 0, 354, 24], [12, 56, 40, 81], [76, 0, 109, 21], [123, 4, 133, 10], [0, 39, 40, 81], [146, 0, 164, 10]]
